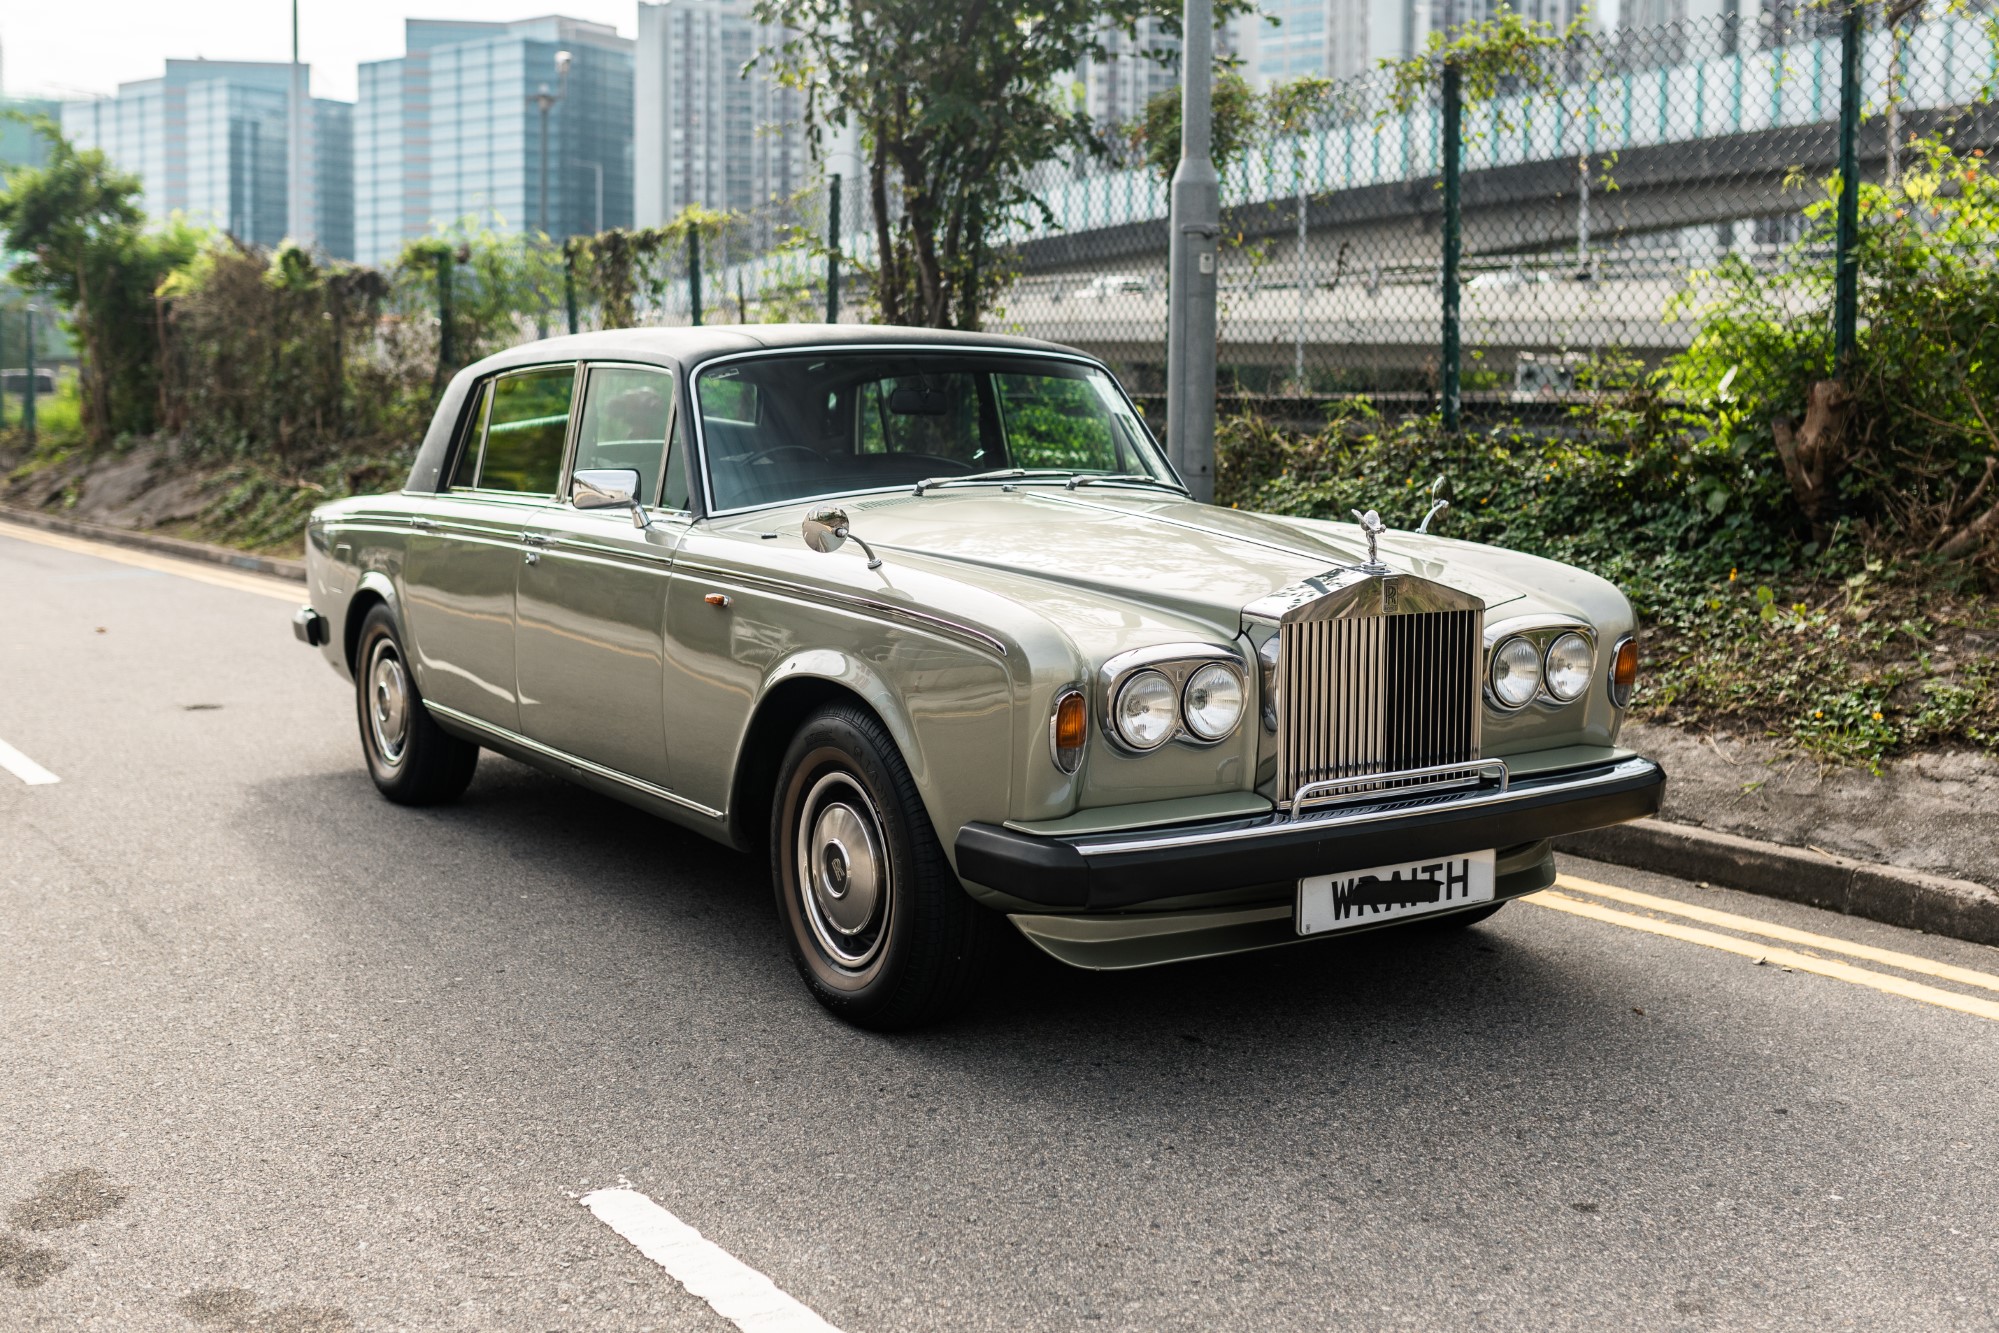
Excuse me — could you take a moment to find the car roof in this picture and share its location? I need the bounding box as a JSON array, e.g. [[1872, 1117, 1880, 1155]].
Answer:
[[407, 324, 1107, 498], [463, 323, 1090, 376]]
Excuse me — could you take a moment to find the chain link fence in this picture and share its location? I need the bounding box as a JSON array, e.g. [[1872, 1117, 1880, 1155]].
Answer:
[[611, 5, 1995, 431]]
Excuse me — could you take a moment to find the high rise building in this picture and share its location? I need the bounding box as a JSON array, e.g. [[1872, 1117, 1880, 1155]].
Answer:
[[1077, 19, 1182, 129], [356, 17, 635, 267], [633, 0, 808, 229], [58, 61, 353, 258], [0, 98, 61, 173]]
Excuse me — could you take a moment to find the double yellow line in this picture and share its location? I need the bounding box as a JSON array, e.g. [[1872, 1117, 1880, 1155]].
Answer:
[[0, 518, 302, 603], [1530, 876, 1999, 1022]]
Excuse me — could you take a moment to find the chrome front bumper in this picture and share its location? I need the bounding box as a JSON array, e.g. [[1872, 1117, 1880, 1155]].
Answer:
[[955, 756, 1665, 911]]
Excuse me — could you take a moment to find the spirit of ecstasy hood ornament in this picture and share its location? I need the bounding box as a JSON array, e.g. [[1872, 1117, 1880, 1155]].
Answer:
[[1350, 508, 1388, 571]]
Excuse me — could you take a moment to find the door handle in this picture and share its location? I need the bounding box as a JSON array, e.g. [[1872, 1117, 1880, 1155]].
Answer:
[[411, 517, 438, 531], [521, 532, 551, 546]]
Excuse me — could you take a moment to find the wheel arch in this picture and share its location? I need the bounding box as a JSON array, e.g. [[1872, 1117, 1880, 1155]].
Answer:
[[727, 663, 920, 856], [341, 573, 401, 676]]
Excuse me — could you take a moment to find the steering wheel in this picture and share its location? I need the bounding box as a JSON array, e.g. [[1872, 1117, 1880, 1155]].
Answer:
[[743, 445, 823, 466]]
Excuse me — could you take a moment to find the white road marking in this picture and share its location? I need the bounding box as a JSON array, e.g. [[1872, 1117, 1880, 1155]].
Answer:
[[0, 737, 60, 786], [580, 1187, 843, 1333]]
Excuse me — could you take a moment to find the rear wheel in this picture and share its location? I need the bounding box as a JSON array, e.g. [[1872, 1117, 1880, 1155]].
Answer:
[[772, 703, 996, 1029], [353, 603, 478, 805]]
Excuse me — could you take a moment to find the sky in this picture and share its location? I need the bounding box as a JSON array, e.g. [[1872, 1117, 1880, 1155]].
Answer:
[[3, 2, 638, 104]]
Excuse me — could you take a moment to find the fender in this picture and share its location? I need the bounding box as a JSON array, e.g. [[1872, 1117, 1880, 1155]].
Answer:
[[338, 570, 403, 680], [730, 643, 1015, 867]]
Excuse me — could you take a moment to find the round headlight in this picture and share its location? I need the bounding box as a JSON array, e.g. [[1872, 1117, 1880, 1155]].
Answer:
[[1543, 631, 1593, 703], [1182, 662, 1245, 740], [1113, 670, 1178, 749], [1489, 636, 1542, 709]]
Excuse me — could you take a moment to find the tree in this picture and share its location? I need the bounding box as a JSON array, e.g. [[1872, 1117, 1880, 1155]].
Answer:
[[1138, 68, 1260, 187], [751, 0, 1253, 330], [0, 118, 197, 442]]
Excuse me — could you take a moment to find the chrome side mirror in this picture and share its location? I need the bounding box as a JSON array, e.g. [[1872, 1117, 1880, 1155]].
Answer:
[[802, 506, 882, 570], [1418, 474, 1450, 534], [573, 468, 650, 529]]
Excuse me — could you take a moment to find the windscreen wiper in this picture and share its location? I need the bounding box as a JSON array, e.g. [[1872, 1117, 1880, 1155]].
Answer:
[[1064, 474, 1189, 495], [912, 468, 1074, 496]]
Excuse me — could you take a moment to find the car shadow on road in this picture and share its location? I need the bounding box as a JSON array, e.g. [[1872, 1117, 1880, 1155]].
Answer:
[[243, 752, 1715, 1108]]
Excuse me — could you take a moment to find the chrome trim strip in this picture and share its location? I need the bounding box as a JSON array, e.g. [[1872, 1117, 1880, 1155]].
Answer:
[[1068, 757, 1658, 857], [672, 560, 1009, 657], [1288, 759, 1508, 818], [424, 701, 725, 820]]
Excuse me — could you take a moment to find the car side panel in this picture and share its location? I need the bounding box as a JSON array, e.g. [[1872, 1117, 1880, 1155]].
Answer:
[[400, 495, 540, 732], [515, 507, 687, 789], [664, 537, 1016, 861]]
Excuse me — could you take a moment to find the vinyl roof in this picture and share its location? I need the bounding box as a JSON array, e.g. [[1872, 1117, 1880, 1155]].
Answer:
[[466, 323, 1085, 376]]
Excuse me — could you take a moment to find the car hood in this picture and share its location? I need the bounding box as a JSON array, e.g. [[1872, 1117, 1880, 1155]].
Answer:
[[721, 487, 1530, 641]]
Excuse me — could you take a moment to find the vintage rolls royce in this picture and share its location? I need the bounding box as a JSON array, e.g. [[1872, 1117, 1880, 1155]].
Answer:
[[293, 326, 1663, 1028]]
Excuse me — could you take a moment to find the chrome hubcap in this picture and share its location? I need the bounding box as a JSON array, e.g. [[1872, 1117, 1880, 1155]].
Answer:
[[367, 642, 410, 765], [797, 773, 889, 969]]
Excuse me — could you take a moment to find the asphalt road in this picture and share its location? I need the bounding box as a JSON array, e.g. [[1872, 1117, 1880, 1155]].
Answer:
[[4, 519, 1998, 1333]]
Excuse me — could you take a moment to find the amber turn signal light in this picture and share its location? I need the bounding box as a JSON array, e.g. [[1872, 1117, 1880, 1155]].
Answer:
[[1050, 689, 1088, 774], [1610, 635, 1639, 708]]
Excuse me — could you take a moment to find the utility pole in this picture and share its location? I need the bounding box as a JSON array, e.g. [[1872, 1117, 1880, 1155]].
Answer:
[[1165, 0, 1220, 503]]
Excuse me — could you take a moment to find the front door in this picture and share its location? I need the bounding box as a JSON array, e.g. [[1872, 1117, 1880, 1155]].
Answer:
[[515, 363, 688, 789], [401, 364, 577, 733]]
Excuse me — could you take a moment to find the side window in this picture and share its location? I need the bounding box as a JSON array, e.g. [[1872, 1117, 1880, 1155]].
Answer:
[[446, 380, 492, 489], [573, 367, 671, 504], [477, 366, 575, 494], [661, 398, 693, 511]]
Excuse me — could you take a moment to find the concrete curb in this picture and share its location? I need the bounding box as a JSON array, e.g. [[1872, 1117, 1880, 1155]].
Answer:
[[1558, 818, 1999, 948], [0, 505, 305, 583]]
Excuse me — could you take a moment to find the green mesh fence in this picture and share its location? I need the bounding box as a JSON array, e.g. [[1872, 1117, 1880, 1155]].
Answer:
[[579, 6, 1996, 426]]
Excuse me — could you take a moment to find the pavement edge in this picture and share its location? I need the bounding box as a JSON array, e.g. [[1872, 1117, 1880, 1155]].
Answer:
[[0, 504, 306, 583], [1558, 818, 1999, 948]]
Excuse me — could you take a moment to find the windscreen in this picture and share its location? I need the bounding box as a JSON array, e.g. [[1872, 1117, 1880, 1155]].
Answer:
[[693, 352, 1175, 512]]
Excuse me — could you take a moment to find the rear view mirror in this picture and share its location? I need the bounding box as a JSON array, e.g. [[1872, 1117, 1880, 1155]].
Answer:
[[888, 386, 949, 416]]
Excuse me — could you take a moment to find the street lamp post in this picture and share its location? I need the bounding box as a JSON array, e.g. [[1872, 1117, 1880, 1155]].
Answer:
[[532, 50, 574, 240]]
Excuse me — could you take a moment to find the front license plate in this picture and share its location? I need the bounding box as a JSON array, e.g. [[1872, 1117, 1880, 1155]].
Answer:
[[1296, 850, 1496, 936]]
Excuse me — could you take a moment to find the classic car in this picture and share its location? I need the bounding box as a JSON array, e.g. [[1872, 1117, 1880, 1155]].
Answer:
[[294, 325, 1664, 1028]]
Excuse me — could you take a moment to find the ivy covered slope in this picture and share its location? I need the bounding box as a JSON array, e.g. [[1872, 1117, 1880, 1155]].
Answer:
[[1219, 136, 1999, 770]]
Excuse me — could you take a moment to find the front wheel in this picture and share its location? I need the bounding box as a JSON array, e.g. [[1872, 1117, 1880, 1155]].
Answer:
[[772, 704, 996, 1029], [353, 603, 478, 806]]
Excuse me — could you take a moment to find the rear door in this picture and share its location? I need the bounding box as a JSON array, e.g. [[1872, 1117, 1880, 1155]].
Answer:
[[514, 362, 691, 789], [402, 363, 577, 733]]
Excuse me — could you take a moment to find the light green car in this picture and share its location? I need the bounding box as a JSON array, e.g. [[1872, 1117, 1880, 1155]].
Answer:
[[295, 326, 1663, 1028]]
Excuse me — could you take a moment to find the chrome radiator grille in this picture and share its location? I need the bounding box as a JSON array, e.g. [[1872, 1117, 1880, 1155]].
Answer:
[[1276, 607, 1484, 804]]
